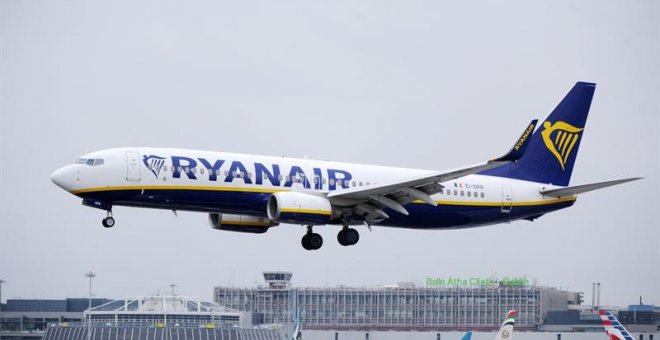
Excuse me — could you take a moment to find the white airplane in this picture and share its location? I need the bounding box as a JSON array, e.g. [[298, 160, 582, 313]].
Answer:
[[51, 82, 639, 250]]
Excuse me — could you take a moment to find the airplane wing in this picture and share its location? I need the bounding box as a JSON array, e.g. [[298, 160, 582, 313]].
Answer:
[[540, 178, 641, 198], [327, 120, 538, 222], [599, 310, 634, 340]]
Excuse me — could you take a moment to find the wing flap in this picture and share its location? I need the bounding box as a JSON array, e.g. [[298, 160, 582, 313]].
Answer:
[[540, 178, 641, 198]]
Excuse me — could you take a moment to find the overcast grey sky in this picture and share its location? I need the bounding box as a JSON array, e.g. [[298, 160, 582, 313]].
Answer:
[[1, 1, 658, 307]]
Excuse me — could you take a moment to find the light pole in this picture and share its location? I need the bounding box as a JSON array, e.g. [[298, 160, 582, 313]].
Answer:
[[169, 284, 177, 296], [0, 279, 5, 331], [84, 272, 96, 340]]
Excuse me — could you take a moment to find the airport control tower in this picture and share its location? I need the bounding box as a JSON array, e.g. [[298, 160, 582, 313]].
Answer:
[[263, 271, 293, 289]]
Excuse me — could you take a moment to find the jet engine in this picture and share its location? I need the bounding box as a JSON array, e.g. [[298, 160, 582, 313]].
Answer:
[[267, 192, 337, 225], [208, 213, 277, 234]]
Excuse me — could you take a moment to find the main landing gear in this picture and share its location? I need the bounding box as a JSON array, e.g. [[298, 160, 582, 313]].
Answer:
[[102, 211, 115, 228], [301, 226, 323, 251], [337, 226, 359, 246], [301, 225, 361, 250]]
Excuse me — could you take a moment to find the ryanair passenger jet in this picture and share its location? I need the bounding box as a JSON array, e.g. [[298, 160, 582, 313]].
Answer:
[[51, 82, 639, 250]]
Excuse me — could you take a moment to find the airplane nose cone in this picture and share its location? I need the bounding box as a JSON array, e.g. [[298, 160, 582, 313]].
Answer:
[[50, 166, 73, 191]]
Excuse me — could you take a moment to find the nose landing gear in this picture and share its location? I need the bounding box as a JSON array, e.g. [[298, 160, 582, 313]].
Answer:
[[102, 211, 115, 228]]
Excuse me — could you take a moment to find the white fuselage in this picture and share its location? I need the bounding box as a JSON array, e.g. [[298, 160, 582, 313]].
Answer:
[[51, 147, 574, 230]]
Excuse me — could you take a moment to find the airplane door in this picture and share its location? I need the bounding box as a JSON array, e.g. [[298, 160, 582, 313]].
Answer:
[[501, 184, 513, 214], [125, 151, 141, 182], [291, 174, 305, 192]]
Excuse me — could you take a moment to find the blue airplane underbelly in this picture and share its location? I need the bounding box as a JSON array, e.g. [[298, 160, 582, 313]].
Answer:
[[379, 201, 574, 229]]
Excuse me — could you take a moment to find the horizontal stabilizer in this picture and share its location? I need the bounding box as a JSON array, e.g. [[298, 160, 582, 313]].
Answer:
[[540, 178, 641, 198]]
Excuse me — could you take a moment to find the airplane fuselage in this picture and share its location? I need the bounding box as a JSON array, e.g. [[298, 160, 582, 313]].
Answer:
[[51, 147, 574, 230]]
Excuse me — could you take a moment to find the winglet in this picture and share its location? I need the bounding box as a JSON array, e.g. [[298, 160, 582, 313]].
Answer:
[[490, 120, 538, 162]]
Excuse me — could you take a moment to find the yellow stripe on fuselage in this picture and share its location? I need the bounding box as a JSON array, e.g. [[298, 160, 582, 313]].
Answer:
[[413, 196, 576, 207]]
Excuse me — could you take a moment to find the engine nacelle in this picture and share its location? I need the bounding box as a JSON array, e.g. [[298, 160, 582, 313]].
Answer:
[[209, 213, 276, 234], [267, 192, 335, 225]]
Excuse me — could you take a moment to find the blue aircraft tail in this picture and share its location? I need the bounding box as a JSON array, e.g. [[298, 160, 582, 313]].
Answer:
[[480, 82, 596, 186]]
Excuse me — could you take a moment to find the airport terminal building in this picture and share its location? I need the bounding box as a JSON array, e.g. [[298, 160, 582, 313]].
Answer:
[[1, 296, 286, 340], [214, 272, 582, 331]]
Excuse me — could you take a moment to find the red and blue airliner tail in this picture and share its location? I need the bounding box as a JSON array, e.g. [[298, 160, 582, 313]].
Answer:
[[599, 310, 634, 340]]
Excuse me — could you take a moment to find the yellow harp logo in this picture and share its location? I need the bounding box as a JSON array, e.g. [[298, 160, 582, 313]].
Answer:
[[541, 121, 583, 171]]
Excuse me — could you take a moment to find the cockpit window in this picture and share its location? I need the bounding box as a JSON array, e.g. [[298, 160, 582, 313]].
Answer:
[[75, 158, 105, 166]]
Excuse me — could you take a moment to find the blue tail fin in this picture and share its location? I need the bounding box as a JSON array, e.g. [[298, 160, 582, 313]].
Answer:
[[481, 82, 596, 186]]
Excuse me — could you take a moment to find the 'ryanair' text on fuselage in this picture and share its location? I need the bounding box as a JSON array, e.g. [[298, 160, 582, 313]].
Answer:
[[150, 155, 353, 190]]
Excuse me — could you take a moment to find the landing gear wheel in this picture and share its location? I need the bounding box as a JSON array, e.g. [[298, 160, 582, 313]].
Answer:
[[307, 233, 323, 250], [337, 227, 359, 246], [301, 227, 323, 250], [301, 235, 310, 250], [102, 216, 115, 228]]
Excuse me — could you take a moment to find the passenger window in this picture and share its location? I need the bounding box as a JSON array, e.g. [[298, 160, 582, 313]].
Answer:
[[359, 181, 363, 186], [184, 167, 190, 174], [352, 181, 356, 187], [278, 175, 283, 181], [163, 165, 168, 171], [460, 191, 464, 196], [313, 177, 319, 184], [454, 190, 458, 195], [247, 172, 253, 179], [337, 179, 343, 187], [467, 191, 471, 197], [216, 169, 221, 176], [200, 168, 205, 174], [480, 192, 485, 198], [192, 168, 197, 174], [323, 178, 327, 184], [285, 176, 290, 182]]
